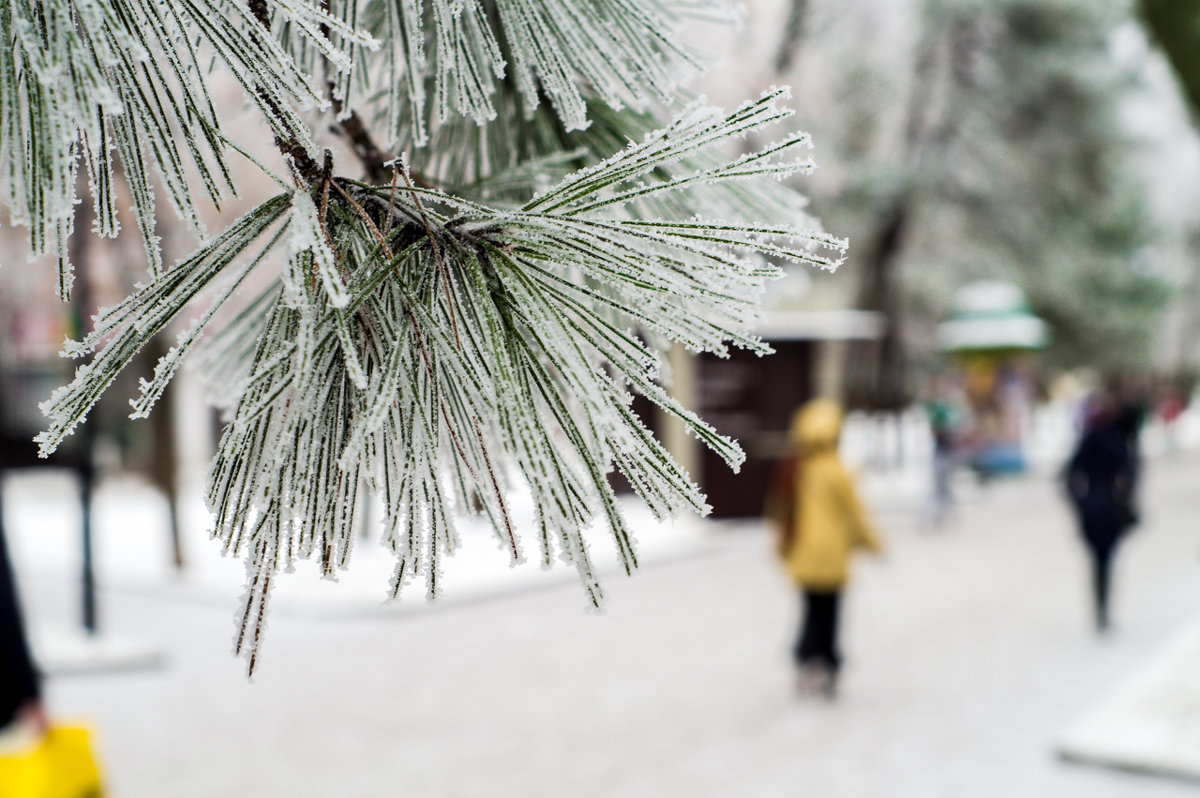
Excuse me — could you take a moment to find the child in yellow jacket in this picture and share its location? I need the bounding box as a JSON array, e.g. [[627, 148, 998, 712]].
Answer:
[[766, 398, 883, 697]]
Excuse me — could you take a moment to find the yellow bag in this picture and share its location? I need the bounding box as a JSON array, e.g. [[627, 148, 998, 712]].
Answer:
[[0, 726, 105, 798]]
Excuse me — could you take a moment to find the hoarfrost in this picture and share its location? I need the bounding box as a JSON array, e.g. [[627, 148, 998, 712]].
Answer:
[[16, 3, 846, 676]]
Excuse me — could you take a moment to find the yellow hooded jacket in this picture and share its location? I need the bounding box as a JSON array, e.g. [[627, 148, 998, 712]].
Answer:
[[777, 399, 882, 590]]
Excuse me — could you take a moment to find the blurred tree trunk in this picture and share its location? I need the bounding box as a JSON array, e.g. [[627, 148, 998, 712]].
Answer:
[[69, 185, 98, 634], [145, 335, 184, 571], [842, 196, 912, 412], [774, 0, 810, 74], [842, 8, 983, 412]]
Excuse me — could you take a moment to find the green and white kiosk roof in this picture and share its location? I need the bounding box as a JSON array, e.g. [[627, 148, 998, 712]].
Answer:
[[938, 281, 1048, 353]]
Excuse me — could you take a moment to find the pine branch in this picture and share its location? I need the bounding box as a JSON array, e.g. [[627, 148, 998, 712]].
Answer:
[[14, 3, 843, 679], [36, 90, 840, 675], [331, 107, 392, 183], [248, 0, 324, 182]]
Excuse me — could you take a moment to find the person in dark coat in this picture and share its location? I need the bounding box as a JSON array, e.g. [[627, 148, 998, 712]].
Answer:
[[0, 514, 45, 732], [1063, 398, 1141, 631]]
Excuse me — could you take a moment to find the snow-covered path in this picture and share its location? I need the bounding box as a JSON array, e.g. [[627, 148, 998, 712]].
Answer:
[[11, 450, 1200, 797]]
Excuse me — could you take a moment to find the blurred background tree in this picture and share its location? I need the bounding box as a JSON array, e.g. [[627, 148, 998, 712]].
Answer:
[[1139, 0, 1200, 115], [733, 0, 1200, 405], [902, 0, 1172, 378]]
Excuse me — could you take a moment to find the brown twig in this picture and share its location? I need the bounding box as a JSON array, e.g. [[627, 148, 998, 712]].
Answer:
[[247, 0, 322, 182], [473, 418, 519, 561], [397, 160, 462, 349], [403, 304, 486, 528], [331, 106, 391, 184], [247, 0, 270, 26], [255, 0, 438, 190], [316, 150, 336, 286], [329, 180, 393, 260], [384, 165, 400, 236], [315, 0, 391, 185]]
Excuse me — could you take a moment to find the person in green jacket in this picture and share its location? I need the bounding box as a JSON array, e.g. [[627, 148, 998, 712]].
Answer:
[[766, 398, 883, 698]]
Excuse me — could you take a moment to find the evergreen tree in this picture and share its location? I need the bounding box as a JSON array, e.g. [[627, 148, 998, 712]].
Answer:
[[912, 0, 1170, 374], [767, 0, 1172, 387], [1, 1, 840, 671]]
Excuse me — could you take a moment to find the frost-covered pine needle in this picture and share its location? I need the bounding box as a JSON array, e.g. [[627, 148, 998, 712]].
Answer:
[[15, 0, 845, 677]]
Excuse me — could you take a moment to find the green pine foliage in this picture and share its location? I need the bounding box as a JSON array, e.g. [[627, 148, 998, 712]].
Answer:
[[4, 0, 840, 673]]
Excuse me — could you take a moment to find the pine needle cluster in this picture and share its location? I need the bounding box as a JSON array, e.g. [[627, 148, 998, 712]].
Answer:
[[2, 0, 843, 673]]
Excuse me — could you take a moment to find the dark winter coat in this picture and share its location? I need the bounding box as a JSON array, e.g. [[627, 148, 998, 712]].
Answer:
[[0, 523, 40, 728], [1064, 418, 1139, 552]]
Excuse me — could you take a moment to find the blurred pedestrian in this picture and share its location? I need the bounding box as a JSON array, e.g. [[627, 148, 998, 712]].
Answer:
[[1157, 386, 1187, 456], [765, 398, 883, 698], [1063, 395, 1141, 632], [922, 376, 967, 526], [0, 513, 46, 735]]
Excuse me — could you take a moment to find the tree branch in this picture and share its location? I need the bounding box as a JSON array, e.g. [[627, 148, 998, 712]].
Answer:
[[250, 0, 438, 188], [247, 0, 322, 182], [329, 98, 391, 184]]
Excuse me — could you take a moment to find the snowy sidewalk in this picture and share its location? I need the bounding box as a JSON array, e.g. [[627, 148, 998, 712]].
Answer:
[[1058, 617, 1200, 782], [9, 446, 1200, 797]]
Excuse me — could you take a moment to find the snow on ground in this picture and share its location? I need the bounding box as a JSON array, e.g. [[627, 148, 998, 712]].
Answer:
[[5, 402, 1200, 797], [6, 469, 711, 622]]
